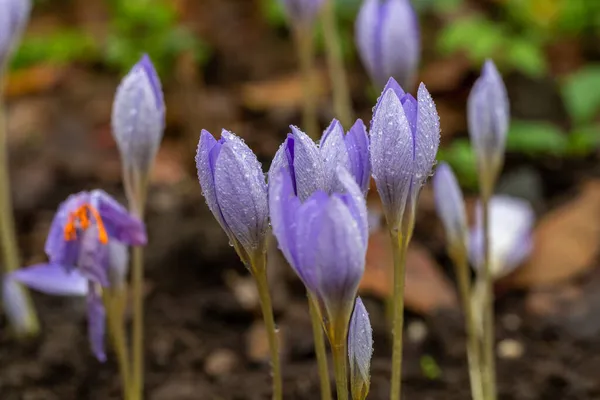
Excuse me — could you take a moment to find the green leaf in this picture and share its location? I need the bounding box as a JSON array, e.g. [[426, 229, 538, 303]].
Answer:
[[437, 139, 479, 189], [420, 355, 442, 380], [562, 65, 600, 124], [506, 120, 568, 156], [505, 38, 548, 78], [438, 17, 506, 63], [567, 124, 600, 155]]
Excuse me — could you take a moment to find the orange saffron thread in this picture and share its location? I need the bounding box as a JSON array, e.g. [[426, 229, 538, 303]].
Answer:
[[63, 204, 109, 244]]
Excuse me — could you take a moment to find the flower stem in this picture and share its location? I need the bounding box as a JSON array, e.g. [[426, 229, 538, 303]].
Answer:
[[450, 248, 484, 400], [331, 339, 349, 400], [294, 25, 319, 140], [308, 294, 332, 400], [0, 89, 39, 336], [251, 252, 283, 400], [480, 195, 496, 400], [104, 290, 131, 399], [130, 245, 144, 400], [320, 0, 353, 127], [389, 228, 408, 400]]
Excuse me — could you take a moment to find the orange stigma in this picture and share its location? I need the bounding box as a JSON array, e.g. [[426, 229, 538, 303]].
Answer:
[[63, 204, 109, 244]]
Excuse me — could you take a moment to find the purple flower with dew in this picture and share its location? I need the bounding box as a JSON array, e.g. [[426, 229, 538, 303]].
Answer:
[[467, 60, 509, 194], [348, 297, 373, 400], [111, 54, 165, 197], [355, 0, 420, 89], [0, 0, 31, 68], [469, 195, 534, 279], [370, 77, 440, 230], [269, 119, 371, 199], [433, 162, 468, 255], [279, 0, 325, 27], [196, 129, 269, 265], [8, 190, 147, 361], [269, 165, 368, 333]]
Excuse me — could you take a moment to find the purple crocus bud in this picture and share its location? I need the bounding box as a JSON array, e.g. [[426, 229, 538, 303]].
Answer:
[[433, 162, 468, 256], [111, 55, 165, 206], [196, 129, 269, 264], [468, 60, 509, 195], [279, 0, 325, 27], [9, 189, 146, 361], [355, 0, 420, 89], [0, 0, 31, 69], [348, 297, 373, 400], [469, 195, 534, 278], [370, 78, 440, 230], [270, 165, 367, 329]]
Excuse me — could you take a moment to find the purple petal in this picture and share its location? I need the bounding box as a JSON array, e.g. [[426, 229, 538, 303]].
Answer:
[[9, 263, 88, 296], [2, 277, 37, 335], [433, 162, 468, 249], [320, 119, 350, 192], [77, 227, 110, 287], [0, 0, 31, 64], [413, 83, 440, 190], [107, 242, 129, 289], [369, 87, 413, 228], [90, 190, 147, 246], [214, 130, 269, 253], [334, 167, 368, 249], [467, 60, 509, 179], [348, 297, 373, 400], [355, 0, 384, 85], [87, 283, 107, 362], [45, 192, 90, 265], [289, 126, 326, 201], [111, 55, 165, 174], [372, 77, 405, 120], [400, 93, 418, 136], [344, 119, 371, 194]]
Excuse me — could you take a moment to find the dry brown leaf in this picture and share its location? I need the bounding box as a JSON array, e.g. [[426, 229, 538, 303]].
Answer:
[[239, 70, 328, 111], [507, 181, 600, 287], [418, 54, 471, 93], [360, 230, 458, 315], [5, 65, 67, 97]]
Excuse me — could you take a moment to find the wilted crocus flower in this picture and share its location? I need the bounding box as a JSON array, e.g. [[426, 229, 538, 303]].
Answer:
[[270, 165, 367, 336], [348, 297, 373, 400], [280, 0, 325, 27], [470, 195, 534, 278], [8, 190, 147, 361], [196, 129, 269, 266], [370, 78, 440, 230], [0, 0, 31, 69], [468, 60, 509, 196], [355, 0, 420, 89], [112, 55, 165, 209], [433, 162, 468, 256], [269, 119, 371, 198]]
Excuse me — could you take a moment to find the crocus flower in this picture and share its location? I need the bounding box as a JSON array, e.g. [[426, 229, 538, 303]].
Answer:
[[355, 0, 420, 89], [0, 0, 31, 68], [196, 129, 269, 266], [269, 165, 368, 335], [8, 190, 147, 361], [467, 60, 509, 196], [112, 55, 165, 207], [370, 78, 440, 230], [280, 0, 325, 27], [269, 119, 371, 198], [469, 195, 534, 278], [433, 162, 468, 256], [348, 297, 373, 400]]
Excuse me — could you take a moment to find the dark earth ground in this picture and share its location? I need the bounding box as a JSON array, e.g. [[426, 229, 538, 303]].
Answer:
[[1, 0, 600, 398]]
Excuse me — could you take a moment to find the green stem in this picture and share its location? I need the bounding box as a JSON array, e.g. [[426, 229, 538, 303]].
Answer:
[[481, 195, 496, 400], [450, 248, 484, 400], [331, 340, 349, 400], [252, 253, 283, 400], [294, 25, 319, 140], [0, 86, 39, 336], [104, 290, 131, 399], [320, 0, 353, 127], [389, 229, 408, 400], [308, 294, 332, 400], [130, 245, 144, 400]]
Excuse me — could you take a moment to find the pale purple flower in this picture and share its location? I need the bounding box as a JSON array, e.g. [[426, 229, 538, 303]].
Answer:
[[0, 0, 31, 68], [8, 190, 146, 361], [112, 55, 165, 185], [433, 162, 468, 254], [269, 165, 367, 323], [269, 119, 371, 199], [469, 195, 534, 278], [348, 297, 373, 400], [280, 0, 325, 27], [355, 0, 420, 88], [370, 78, 440, 230], [468, 60, 509, 191], [2, 277, 37, 335], [196, 129, 269, 264]]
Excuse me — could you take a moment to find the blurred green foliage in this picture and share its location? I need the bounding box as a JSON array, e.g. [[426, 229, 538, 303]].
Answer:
[[12, 0, 210, 76]]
